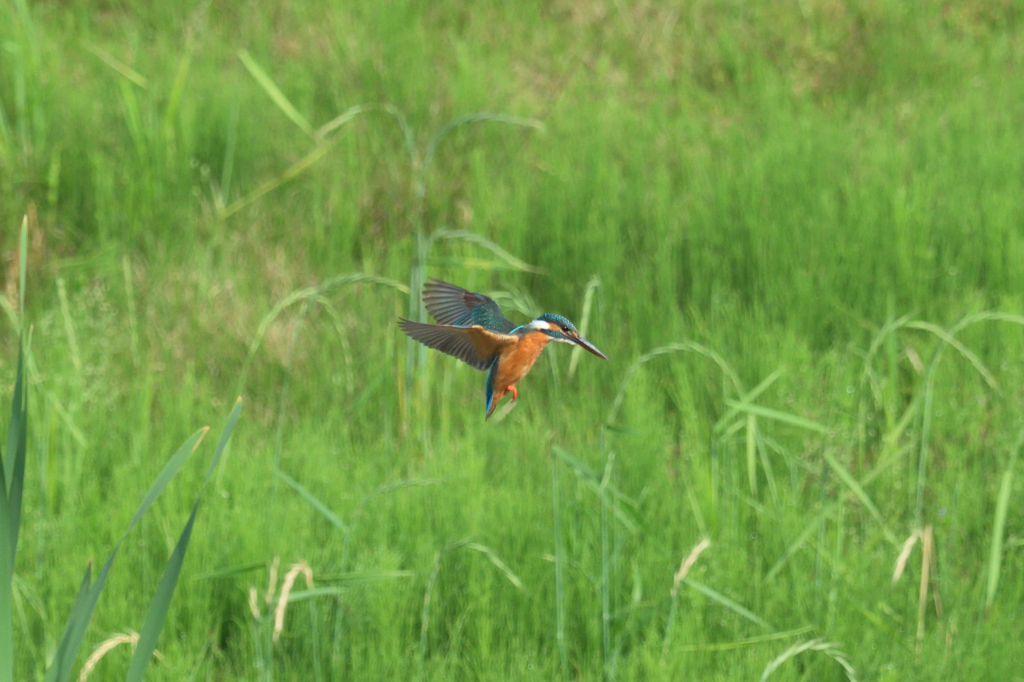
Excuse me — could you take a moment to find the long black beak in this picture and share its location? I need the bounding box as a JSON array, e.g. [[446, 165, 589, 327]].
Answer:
[[574, 335, 608, 360]]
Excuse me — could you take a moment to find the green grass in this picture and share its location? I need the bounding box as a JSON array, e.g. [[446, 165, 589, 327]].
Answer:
[[2, 0, 1024, 679]]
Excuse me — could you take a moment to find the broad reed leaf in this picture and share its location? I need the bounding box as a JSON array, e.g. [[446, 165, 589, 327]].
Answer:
[[4, 345, 25, 555], [0, 472, 11, 682], [0, 222, 28, 682], [126, 398, 243, 682], [278, 470, 347, 533], [986, 429, 1024, 611], [237, 50, 313, 137], [44, 428, 208, 682]]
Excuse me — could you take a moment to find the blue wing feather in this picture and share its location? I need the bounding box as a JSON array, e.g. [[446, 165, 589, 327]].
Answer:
[[422, 279, 517, 334]]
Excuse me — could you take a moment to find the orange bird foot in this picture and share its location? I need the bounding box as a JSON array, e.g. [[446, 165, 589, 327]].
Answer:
[[508, 386, 518, 401]]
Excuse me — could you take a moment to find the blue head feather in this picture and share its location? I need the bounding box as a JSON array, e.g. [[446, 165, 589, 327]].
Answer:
[[537, 313, 577, 334]]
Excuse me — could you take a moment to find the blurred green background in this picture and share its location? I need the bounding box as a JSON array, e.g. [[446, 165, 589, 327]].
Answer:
[[2, 0, 1024, 679]]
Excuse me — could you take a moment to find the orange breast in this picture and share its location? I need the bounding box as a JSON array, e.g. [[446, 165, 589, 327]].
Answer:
[[494, 332, 551, 389]]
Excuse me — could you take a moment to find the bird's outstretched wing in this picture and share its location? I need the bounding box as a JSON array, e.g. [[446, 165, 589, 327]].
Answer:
[[422, 279, 517, 334], [399, 320, 514, 371]]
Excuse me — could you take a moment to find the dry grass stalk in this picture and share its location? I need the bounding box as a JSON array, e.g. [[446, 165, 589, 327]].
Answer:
[[248, 586, 262, 619], [671, 538, 711, 598], [265, 556, 280, 607], [891, 526, 938, 656], [892, 531, 920, 585], [273, 561, 314, 643], [77, 631, 138, 682]]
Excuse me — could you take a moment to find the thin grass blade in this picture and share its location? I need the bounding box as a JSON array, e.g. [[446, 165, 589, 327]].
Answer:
[[725, 400, 827, 434], [822, 450, 897, 546], [237, 50, 313, 137], [683, 578, 774, 631], [83, 44, 148, 88], [277, 470, 347, 533], [986, 429, 1024, 611], [465, 543, 524, 590], [713, 369, 782, 432], [567, 276, 600, 380], [218, 141, 333, 219]]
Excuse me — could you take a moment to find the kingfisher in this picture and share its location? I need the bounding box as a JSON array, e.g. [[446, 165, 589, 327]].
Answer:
[[400, 279, 607, 419]]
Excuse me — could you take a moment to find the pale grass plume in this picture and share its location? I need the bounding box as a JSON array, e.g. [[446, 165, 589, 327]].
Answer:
[[671, 538, 711, 598], [248, 587, 261, 619], [77, 631, 161, 681], [274, 561, 314, 642], [264, 556, 280, 608], [759, 637, 857, 682], [891, 526, 940, 656], [892, 530, 920, 585]]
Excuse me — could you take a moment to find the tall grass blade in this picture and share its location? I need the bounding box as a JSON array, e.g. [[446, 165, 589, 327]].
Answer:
[[0, 220, 29, 682], [83, 44, 149, 88], [277, 470, 347, 534], [162, 49, 191, 140], [17, 216, 26, 319], [44, 429, 208, 682], [683, 579, 773, 631], [0, 468, 11, 682], [822, 451, 898, 546], [552, 446, 638, 532], [985, 429, 1024, 611], [5, 345, 26, 563], [126, 399, 242, 682], [567, 276, 600, 380], [551, 453, 567, 676], [464, 543, 524, 590], [724, 401, 827, 434], [746, 415, 758, 496], [713, 369, 782, 432], [914, 368, 936, 529], [237, 50, 313, 137]]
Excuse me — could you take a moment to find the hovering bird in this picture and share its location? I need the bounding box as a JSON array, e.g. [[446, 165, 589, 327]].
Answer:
[[400, 279, 607, 419]]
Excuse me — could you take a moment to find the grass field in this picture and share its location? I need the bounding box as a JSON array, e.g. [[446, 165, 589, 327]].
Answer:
[[2, 0, 1024, 679]]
